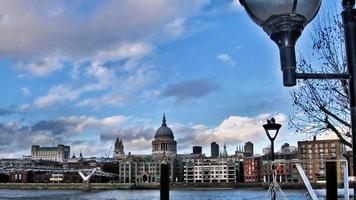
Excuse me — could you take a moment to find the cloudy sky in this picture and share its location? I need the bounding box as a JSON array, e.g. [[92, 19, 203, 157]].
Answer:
[[0, 0, 337, 158]]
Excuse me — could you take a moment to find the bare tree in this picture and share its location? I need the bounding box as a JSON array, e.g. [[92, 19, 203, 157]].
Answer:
[[290, 8, 351, 147]]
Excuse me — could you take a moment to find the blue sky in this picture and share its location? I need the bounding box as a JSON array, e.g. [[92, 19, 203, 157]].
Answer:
[[0, 0, 338, 158]]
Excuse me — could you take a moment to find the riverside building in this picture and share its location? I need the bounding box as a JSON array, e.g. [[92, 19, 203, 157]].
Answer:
[[31, 144, 70, 162], [183, 156, 237, 183], [116, 114, 181, 183], [297, 137, 345, 183]]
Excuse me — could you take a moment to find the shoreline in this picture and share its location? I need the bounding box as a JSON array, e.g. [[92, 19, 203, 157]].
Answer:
[[0, 182, 321, 191]]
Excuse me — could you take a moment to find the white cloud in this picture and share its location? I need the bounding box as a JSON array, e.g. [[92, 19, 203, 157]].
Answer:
[[173, 113, 287, 150], [21, 87, 31, 97], [125, 138, 152, 153], [57, 115, 129, 132], [17, 54, 66, 76], [34, 85, 81, 109], [31, 65, 119, 109], [93, 42, 153, 66], [77, 67, 158, 107], [164, 18, 186, 37], [217, 53, 237, 68], [0, 0, 209, 76]]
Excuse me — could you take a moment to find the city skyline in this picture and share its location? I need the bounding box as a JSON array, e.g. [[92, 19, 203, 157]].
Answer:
[[0, 0, 338, 158]]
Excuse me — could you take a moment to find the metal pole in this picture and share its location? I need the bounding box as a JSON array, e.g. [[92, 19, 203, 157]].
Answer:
[[271, 141, 275, 162], [296, 73, 351, 80], [271, 140, 276, 200], [326, 161, 337, 200], [160, 163, 170, 200], [342, 0, 356, 196]]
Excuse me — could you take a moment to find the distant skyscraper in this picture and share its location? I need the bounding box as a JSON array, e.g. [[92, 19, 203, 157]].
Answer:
[[244, 141, 254, 157], [211, 142, 219, 158], [192, 146, 202, 155]]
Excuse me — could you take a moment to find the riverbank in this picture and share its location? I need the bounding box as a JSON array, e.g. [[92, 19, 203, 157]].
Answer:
[[0, 188, 308, 200], [0, 182, 323, 190]]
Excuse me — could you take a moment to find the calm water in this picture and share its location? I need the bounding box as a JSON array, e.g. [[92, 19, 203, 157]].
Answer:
[[0, 189, 308, 200]]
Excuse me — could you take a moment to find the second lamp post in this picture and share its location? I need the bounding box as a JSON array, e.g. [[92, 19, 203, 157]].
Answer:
[[263, 118, 282, 162]]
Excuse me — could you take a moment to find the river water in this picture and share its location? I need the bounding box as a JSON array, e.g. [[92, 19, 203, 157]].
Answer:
[[0, 189, 307, 200]]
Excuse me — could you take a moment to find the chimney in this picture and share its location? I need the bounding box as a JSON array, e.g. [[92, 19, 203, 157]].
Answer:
[[313, 135, 316, 141]]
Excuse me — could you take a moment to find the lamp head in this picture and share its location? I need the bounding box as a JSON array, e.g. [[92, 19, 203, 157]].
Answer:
[[239, 0, 322, 86], [263, 118, 282, 140]]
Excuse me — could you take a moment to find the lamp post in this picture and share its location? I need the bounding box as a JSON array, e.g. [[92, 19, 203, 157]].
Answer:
[[263, 118, 282, 162], [263, 118, 282, 200], [239, 0, 356, 195]]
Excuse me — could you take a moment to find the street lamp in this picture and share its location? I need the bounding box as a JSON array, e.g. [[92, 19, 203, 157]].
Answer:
[[240, 0, 356, 197], [239, 0, 351, 87], [239, 0, 321, 87], [263, 118, 282, 162], [263, 117, 281, 200]]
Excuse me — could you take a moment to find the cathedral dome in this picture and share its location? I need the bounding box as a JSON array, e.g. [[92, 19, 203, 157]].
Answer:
[[154, 114, 174, 139], [152, 113, 177, 157]]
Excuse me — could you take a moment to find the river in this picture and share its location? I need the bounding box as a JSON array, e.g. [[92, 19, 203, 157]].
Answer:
[[0, 189, 307, 200]]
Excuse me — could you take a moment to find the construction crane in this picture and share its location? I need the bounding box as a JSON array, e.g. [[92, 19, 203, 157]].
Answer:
[[107, 145, 112, 158]]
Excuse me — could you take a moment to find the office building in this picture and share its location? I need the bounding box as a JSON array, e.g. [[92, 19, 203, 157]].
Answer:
[[192, 146, 202, 155], [31, 144, 70, 162], [211, 142, 219, 158], [244, 141, 254, 157]]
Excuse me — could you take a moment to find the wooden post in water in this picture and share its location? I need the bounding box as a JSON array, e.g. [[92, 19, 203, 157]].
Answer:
[[160, 163, 169, 200], [326, 161, 337, 200]]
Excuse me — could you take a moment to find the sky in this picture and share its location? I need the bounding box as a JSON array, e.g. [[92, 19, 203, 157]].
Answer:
[[0, 0, 339, 158]]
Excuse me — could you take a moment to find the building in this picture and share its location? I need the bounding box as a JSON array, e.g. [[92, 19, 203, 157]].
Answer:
[[152, 114, 177, 157], [118, 153, 176, 183], [260, 149, 299, 183], [281, 143, 290, 152], [243, 157, 261, 182], [263, 146, 271, 155], [31, 144, 70, 162], [235, 145, 244, 158], [183, 157, 236, 183], [244, 142, 254, 157], [211, 142, 219, 158], [297, 138, 345, 183], [114, 137, 125, 158], [261, 158, 299, 183], [117, 114, 181, 183], [192, 146, 202, 155], [234, 145, 245, 182]]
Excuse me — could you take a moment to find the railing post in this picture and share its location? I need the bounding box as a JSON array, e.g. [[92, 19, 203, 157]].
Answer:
[[160, 163, 170, 200]]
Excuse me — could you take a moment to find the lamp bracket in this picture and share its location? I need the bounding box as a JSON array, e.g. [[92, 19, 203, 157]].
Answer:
[[296, 73, 351, 80]]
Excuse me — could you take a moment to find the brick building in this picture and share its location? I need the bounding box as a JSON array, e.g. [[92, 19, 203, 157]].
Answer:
[[297, 138, 345, 183], [243, 157, 261, 182]]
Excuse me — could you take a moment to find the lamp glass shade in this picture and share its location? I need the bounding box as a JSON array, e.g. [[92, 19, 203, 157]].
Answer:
[[239, 0, 322, 26], [263, 123, 282, 139], [266, 129, 278, 138]]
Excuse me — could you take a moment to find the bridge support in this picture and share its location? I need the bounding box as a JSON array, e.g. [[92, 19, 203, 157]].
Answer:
[[82, 180, 91, 192], [79, 168, 97, 192]]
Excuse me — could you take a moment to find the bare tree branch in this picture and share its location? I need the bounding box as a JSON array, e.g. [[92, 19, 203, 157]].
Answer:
[[289, 5, 351, 146]]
